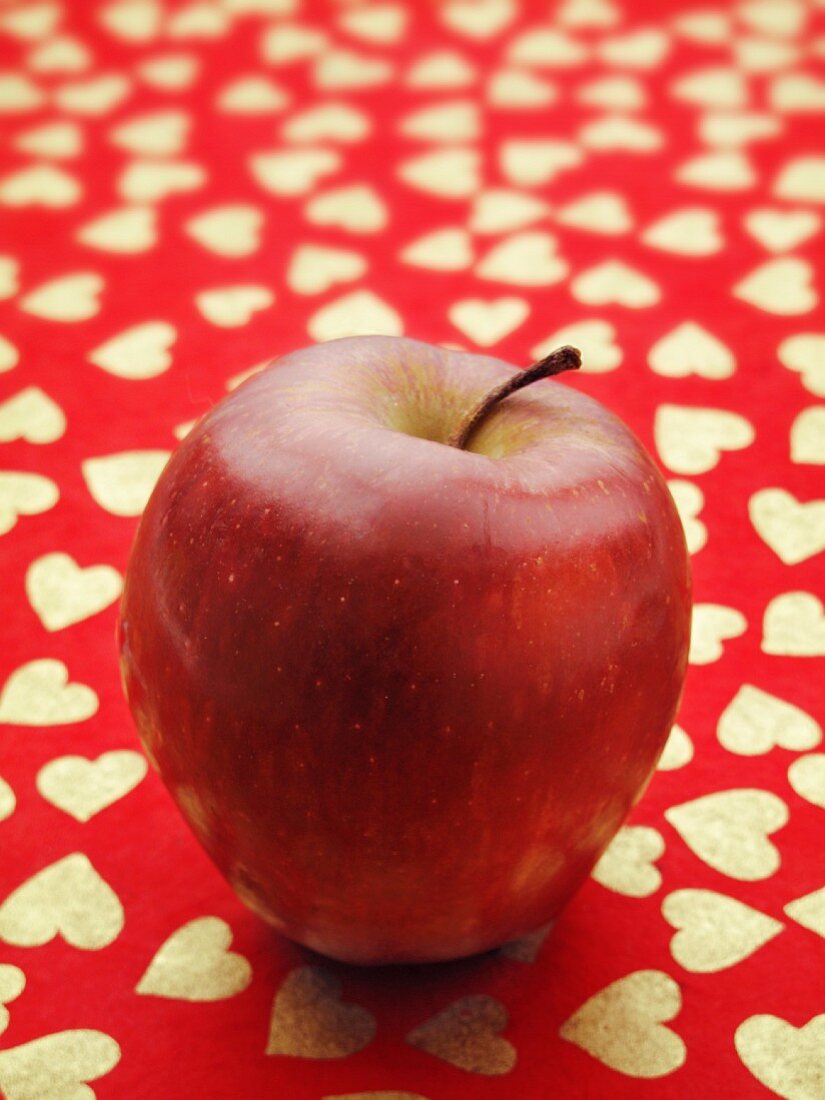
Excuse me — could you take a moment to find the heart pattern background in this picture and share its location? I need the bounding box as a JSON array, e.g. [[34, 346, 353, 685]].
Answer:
[[0, 0, 822, 1098]]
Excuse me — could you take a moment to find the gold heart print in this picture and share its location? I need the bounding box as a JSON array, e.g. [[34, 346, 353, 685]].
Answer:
[[36, 751, 147, 821], [591, 825, 665, 897], [560, 970, 685, 1078], [0, 775, 15, 821], [267, 967, 375, 1058], [762, 591, 825, 657], [663, 889, 783, 972], [407, 995, 517, 1075], [0, 659, 98, 726], [0, 1030, 121, 1100], [657, 723, 695, 771], [137, 917, 252, 1001], [788, 753, 825, 810], [26, 551, 123, 631], [784, 885, 825, 940], [736, 1014, 825, 1100], [749, 488, 825, 564], [0, 853, 124, 949], [665, 789, 789, 880], [0, 964, 25, 1036], [717, 684, 821, 755]]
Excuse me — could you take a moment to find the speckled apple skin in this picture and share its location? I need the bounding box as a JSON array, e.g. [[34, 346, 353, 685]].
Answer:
[[119, 336, 691, 964]]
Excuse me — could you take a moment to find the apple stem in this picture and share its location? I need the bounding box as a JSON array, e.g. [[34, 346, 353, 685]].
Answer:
[[446, 345, 582, 451]]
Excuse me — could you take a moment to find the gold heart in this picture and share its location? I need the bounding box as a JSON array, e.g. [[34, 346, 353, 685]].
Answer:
[[744, 208, 822, 253], [27, 36, 90, 75], [774, 156, 825, 205], [77, 206, 157, 254], [89, 322, 175, 378], [26, 551, 123, 631], [185, 205, 263, 258], [287, 245, 368, 295], [0, 964, 25, 1036], [100, 0, 163, 43], [597, 27, 670, 68], [577, 74, 645, 110], [407, 995, 516, 1075], [400, 228, 474, 272], [571, 260, 660, 308], [749, 488, 825, 564], [304, 184, 388, 233], [734, 258, 817, 316], [314, 49, 393, 91], [469, 188, 549, 234], [401, 101, 479, 143], [0, 255, 19, 299], [261, 23, 328, 65], [36, 751, 146, 821], [0, 72, 43, 112], [0, 164, 80, 208], [665, 788, 788, 880], [109, 109, 189, 157], [0, 1030, 120, 1100], [736, 1015, 825, 1100], [54, 74, 130, 115], [784, 884, 825, 939], [308, 291, 402, 343], [555, 190, 633, 235], [283, 104, 370, 144], [791, 408, 825, 463], [475, 231, 568, 287], [592, 825, 665, 897], [118, 159, 205, 204], [689, 603, 747, 664], [137, 917, 252, 1001], [195, 285, 274, 328], [82, 449, 170, 516], [560, 970, 685, 1077], [0, 659, 98, 726], [657, 723, 694, 770], [20, 272, 103, 322], [0, 334, 18, 371], [406, 50, 476, 89], [499, 139, 582, 186], [488, 68, 556, 107], [137, 54, 200, 91], [762, 591, 825, 656], [0, 472, 59, 536], [580, 114, 662, 152], [216, 76, 289, 114], [448, 296, 529, 346], [676, 149, 755, 190], [655, 405, 754, 475], [642, 208, 723, 255], [778, 334, 825, 397], [718, 684, 821, 755], [441, 0, 515, 39], [663, 888, 783, 972], [249, 148, 340, 196], [788, 753, 825, 809], [508, 26, 588, 66], [649, 323, 735, 379], [0, 775, 14, 821], [267, 967, 375, 1058], [0, 853, 123, 949], [667, 481, 707, 555], [0, 387, 66, 444], [397, 148, 480, 199]]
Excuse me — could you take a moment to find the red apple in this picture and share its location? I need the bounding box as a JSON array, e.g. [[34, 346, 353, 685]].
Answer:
[[118, 336, 691, 964]]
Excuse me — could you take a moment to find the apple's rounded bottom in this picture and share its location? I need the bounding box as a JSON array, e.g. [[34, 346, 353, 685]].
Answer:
[[250, 904, 560, 967]]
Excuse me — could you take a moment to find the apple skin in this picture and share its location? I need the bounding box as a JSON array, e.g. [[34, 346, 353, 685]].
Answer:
[[118, 336, 691, 964]]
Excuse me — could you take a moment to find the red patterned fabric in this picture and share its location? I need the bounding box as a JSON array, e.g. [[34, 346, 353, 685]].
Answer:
[[1, 0, 823, 1097]]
